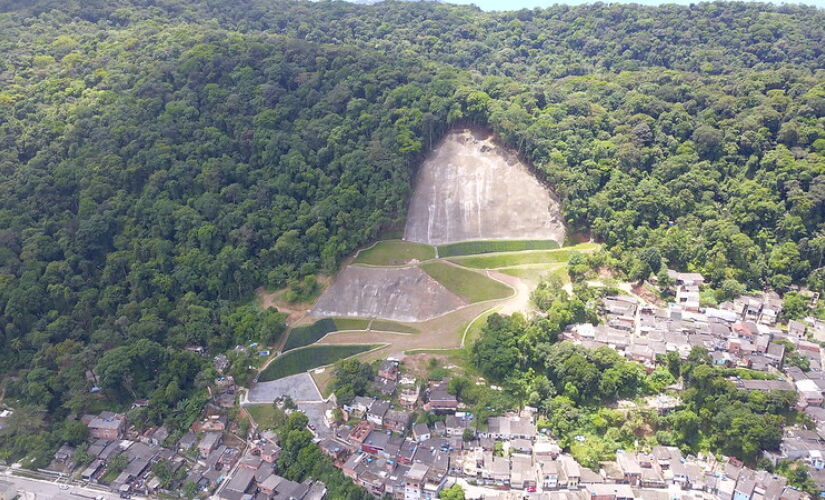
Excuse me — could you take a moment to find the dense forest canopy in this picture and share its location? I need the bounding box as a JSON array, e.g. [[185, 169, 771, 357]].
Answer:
[[0, 0, 823, 466]]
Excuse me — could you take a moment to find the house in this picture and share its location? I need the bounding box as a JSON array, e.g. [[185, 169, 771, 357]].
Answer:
[[736, 379, 795, 392], [53, 443, 75, 465], [367, 400, 390, 426], [82, 411, 127, 441], [510, 454, 536, 490], [150, 426, 169, 446], [347, 396, 375, 418], [615, 451, 642, 485], [81, 459, 104, 481], [586, 483, 635, 500], [373, 377, 398, 396], [538, 459, 560, 489], [260, 441, 281, 463], [787, 320, 807, 337], [534, 439, 562, 459], [178, 431, 198, 453], [219, 466, 255, 500], [733, 477, 757, 500], [198, 431, 222, 458], [400, 386, 420, 409], [191, 412, 228, 432], [384, 409, 411, 433], [445, 415, 469, 437], [427, 381, 458, 412], [348, 421, 374, 447], [483, 414, 537, 440], [413, 423, 431, 442], [378, 360, 400, 381], [318, 439, 348, 462], [767, 343, 786, 366], [213, 354, 230, 374]]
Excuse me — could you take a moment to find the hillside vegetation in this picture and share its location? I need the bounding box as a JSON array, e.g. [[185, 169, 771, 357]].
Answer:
[[0, 0, 823, 467]]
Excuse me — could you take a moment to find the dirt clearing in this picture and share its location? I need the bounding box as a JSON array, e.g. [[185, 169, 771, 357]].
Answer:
[[311, 265, 467, 322], [404, 128, 565, 245]]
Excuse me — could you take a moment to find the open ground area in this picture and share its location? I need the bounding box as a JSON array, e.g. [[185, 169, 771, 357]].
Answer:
[[404, 128, 565, 245], [246, 372, 322, 403], [311, 265, 468, 322]]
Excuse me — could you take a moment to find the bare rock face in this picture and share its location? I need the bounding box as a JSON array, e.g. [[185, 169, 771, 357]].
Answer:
[[404, 128, 565, 246], [312, 265, 467, 322]]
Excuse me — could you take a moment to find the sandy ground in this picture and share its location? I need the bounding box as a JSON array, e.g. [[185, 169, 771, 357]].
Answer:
[[311, 265, 467, 322], [404, 128, 565, 245], [488, 270, 533, 316], [246, 373, 322, 403]]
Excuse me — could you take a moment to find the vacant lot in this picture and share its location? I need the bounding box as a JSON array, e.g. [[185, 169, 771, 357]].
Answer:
[[437, 239, 559, 257], [312, 265, 467, 322], [420, 261, 511, 303], [247, 372, 322, 403], [354, 240, 435, 266], [258, 344, 376, 382], [404, 128, 565, 245]]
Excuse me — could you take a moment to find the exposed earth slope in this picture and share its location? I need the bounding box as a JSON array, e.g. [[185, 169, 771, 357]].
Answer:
[[404, 128, 565, 245], [311, 265, 468, 322]]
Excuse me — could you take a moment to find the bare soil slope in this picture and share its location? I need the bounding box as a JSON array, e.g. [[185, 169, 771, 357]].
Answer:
[[404, 128, 565, 245], [311, 265, 467, 322]]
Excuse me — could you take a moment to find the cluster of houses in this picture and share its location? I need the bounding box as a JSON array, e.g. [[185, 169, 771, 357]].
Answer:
[[46, 353, 327, 500], [323, 380, 812, 500], [565, 272, 824, 396], [311, 272, 825, 499], [557, 271, 825, 496]]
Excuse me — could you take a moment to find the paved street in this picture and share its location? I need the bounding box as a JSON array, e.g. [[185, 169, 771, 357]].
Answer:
[[1, 468, 142, 500]]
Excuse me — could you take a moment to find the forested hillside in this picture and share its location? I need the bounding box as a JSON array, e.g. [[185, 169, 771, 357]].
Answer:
[[0, 0, 824, 466]]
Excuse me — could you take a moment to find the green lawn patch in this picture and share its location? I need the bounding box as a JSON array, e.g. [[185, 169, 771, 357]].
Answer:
[[463, 308, 498, 346], [498, 263, 568, 283], [259, 344, 376, 382], [449, 250, 575, 269], [370, 319, 418, 333], [420, 261, 511, 303], [332, 318, 372, 331], [283, 318, 371, 351], [353, 240, 436, 266], [246, 404, 286, 430], [437, 239, 560, 257]]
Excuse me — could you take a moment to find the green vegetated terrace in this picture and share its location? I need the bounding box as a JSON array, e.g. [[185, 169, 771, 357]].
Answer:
[[420, 261, 512, 303], [283, 318, 371, 351], [437, 239, 560, 257], [369, 319, 418, 334], [258, 344, 377, 382], [448, 244, 598, 269], [353, 240, 436, 266], [498, 263, 569, 284]]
